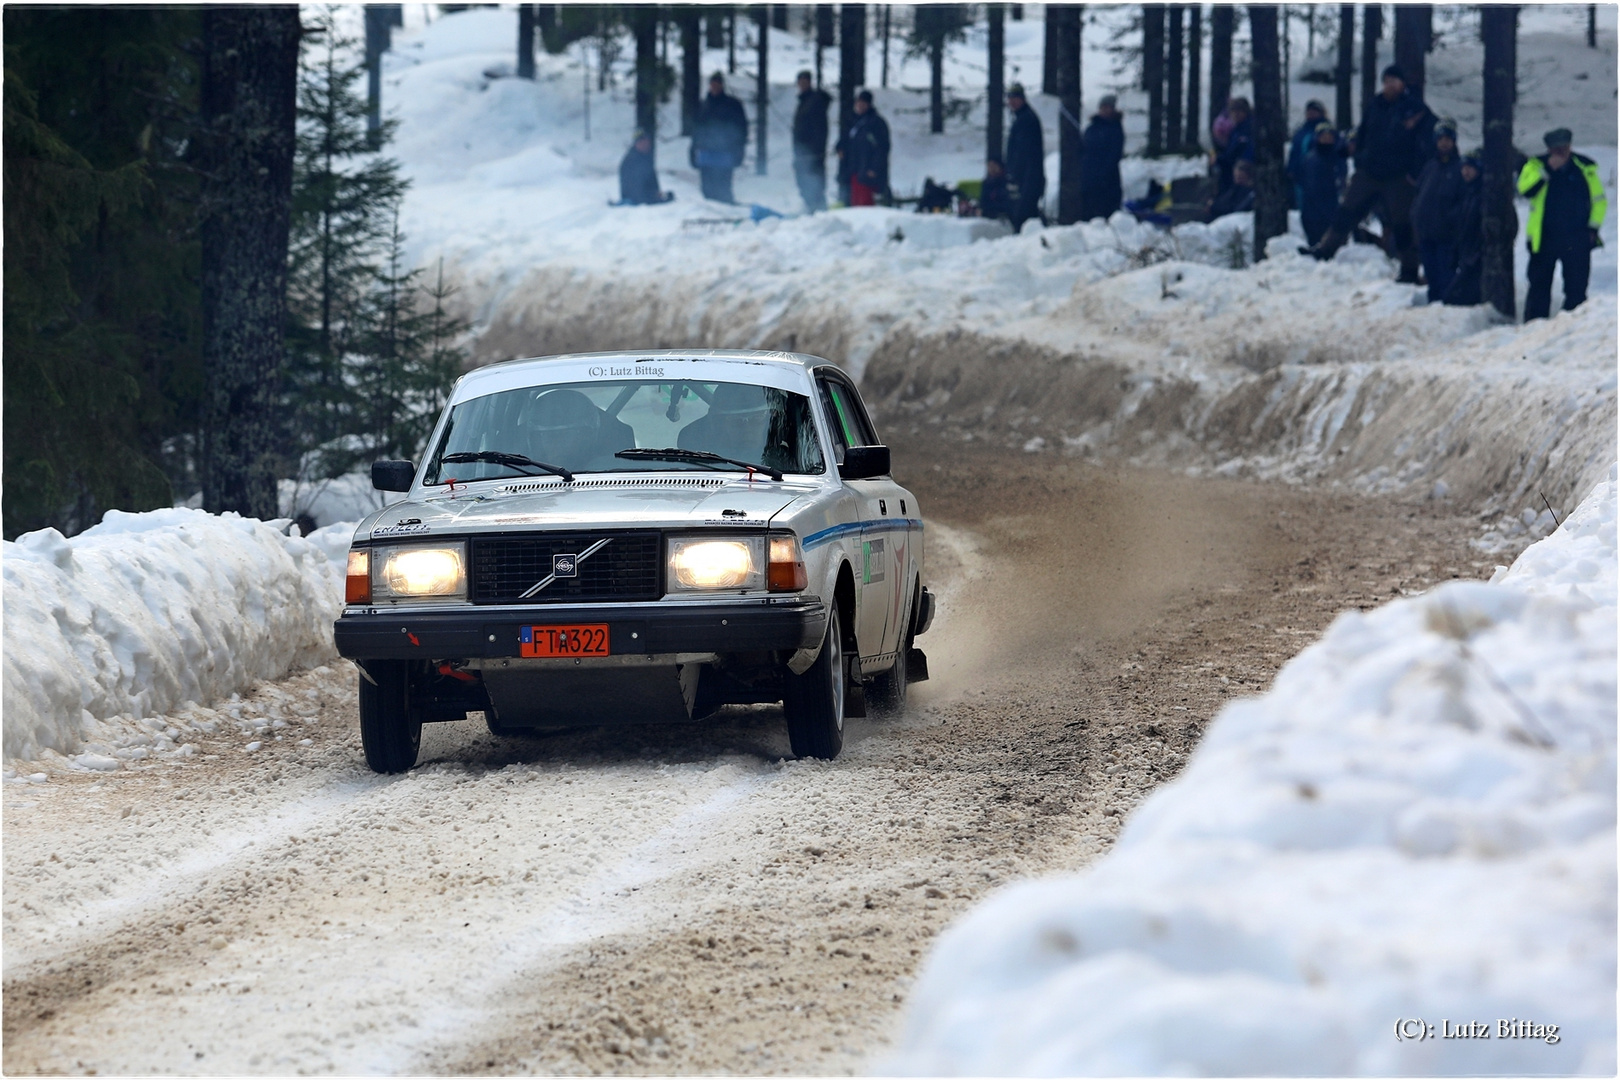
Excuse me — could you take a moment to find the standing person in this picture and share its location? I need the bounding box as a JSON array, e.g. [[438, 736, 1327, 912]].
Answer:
[[841, 89, 890, 206], [1079, 95, 1125, 222], [1212, 96, 1254, 194], [1412, 121, 1465, 303], [792, 70, 832, 212], [1286, 99, 1328, 208], [1444, 150, 1485, 307], [1003, 83, 1045, 230], [1305, 64, 1434, 283], [1298, 121, 1348, 247], [1519, 127, 1608, 320], [618, 129, 672, 205], [692, 72, 748, 203]]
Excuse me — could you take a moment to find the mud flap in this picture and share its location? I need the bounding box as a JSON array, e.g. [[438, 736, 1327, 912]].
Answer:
[[845, 655, 867, 718], [905, 648, 930, 684]]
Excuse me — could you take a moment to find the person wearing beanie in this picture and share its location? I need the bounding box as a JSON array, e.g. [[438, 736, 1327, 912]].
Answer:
[[792, 70, 833, 212], [1412, 120, 1464, 302], [839, 89, 890, 206], [1305, 61, 1434, 282], [1298, 121, 1348, 247], [1003, 83, 1046, 230], [618, 129, 672, 205], [1079, 95, 1125, 221], [1444, 150, 1486, 306], [1286, 99, 1330, 209], [1518, 127, 1608, 320], [692, 72, 749, 203]]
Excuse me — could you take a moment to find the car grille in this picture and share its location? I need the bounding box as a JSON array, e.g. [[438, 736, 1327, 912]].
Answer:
[[470, 532, 663, 605]]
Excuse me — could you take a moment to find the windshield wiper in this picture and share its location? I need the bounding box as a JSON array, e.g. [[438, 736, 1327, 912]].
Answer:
[[614, 447, 784, 482], [440, 450, 574, 483]]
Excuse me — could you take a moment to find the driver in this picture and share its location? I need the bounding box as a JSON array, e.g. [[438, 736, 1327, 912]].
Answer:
[[677, 383, 775, 465], [522, 389, 607, 469]]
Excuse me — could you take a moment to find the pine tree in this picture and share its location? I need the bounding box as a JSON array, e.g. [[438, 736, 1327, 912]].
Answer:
[[909, 6, 973, 134], [285, 8, 408, 477]]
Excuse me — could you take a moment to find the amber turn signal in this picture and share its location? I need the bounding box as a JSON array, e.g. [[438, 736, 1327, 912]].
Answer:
[[767, 535, 807, 592], [345, 549, 371, 604]]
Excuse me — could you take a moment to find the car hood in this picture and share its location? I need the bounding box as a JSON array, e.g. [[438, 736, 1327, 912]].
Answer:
[[355, 474, 821, 541]]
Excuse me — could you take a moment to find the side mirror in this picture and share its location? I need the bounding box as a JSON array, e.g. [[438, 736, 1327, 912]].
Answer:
[[839, 445, 890, 480], [371, 459, 416, 492]]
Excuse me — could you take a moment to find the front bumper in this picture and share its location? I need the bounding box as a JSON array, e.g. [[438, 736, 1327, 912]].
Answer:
[[333, 597, 827, 661]]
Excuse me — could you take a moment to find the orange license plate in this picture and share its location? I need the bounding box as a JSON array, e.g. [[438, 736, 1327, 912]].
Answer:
[[519, 624, 610, 658]]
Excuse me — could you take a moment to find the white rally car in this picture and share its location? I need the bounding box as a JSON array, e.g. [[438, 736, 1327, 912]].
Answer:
[[335, 350, 934, 772]]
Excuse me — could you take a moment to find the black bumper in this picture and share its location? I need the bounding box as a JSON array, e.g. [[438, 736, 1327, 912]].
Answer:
[[334, 597, 827, 661]]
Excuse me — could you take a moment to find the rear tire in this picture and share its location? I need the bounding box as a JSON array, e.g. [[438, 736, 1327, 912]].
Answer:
[[359, 660, 421, 773], [867, 642, 908, 715], [783, 606, 846, 760]]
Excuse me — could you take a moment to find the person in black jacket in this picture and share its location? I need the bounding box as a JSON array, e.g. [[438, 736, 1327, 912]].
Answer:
[[692, 72, 748, 204], [1306, 64, 1434, 282], [980, 157, 1012, 220], [618, 130, 672, 206], [1286, 99, 1328, 209], [792, 70, 832, 213], [1411, 122, 1464, 302], [1213, 97, 1255, 194], [1444, 151, 1484, 307], [1079, 95, 1125, 221], [840, 90, 890, 205], [1207, 159, 1256, 220], [1298, 122, 1348, 246], [1003, 83, 1045, 230]]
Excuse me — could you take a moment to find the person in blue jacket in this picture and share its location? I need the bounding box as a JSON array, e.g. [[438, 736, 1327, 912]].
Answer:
[[1286, 99, 1328, 209], [1079, 95, 1126, 221], [1297, 121, 1348, 247], [618, 130, 673, 205], [691, 72, 748, 204]]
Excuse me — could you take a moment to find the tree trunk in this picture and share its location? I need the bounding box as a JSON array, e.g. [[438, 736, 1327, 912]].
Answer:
[[1247, 4, 1286, 262], [632, 7, 658, 145], [1360, 4, 1381, 119], [756, 7, 769, 174], [200, 5, 300, 520], [1335, 4, 1354, 128], [840, 4, 865, 157], [727, 10, 736, 74], [816, 5, 835, 88], [1144, 4, 1164, 155], [1281, 5, 1290, 117], [1043, 11, 1058, 95], [1589, 4, 1598, 47], [930, 39, 944, 133], [881, 6, 891, 87], [1393, 5, 1430, 99], [537, 5, 555, 51], [1055, 4, 1083, 224], [773, 4, 787, 31], [365, 5, 392, 148], [1185, 5, 1202, 149], [1209, 5, 1234, 127], [988, 4, 1005, 163], [707, 8, 726, 49], [1481, 5, 1518, 319], [680, 7, 701, 135], [517, 5, 535, 79], [1167, 6, 1184, 155]]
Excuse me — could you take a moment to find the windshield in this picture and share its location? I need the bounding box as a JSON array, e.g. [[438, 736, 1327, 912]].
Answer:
[[422, 379, 826, 485]]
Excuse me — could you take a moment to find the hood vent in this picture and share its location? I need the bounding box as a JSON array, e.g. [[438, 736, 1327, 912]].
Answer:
[[496, 476, 732, 495]]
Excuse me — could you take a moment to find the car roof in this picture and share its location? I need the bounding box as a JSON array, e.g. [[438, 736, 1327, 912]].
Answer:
[[458, 349, 836, 395]]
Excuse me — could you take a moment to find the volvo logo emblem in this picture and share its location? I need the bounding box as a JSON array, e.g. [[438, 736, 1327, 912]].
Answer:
[[519, 538, 612, 599], [553, 553, 578, 578]]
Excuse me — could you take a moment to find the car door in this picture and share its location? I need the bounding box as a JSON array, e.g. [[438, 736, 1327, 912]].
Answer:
[[815, 370, 907, 667]]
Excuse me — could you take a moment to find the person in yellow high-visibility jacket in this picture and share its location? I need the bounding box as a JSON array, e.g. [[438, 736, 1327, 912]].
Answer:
[[1518, 127, 1607, 320]]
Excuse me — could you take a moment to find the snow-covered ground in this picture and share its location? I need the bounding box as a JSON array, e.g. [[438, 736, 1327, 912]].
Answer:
[[891, 466, 1617, 1076], [1, 511, 353, 763]]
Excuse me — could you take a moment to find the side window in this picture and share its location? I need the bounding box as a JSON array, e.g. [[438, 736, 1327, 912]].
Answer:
[[817, 378, 852, 464], [818, 375, 878, 466]]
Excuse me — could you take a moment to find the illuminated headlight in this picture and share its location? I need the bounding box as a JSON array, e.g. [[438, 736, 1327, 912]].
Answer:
[[668, 537, 764, 592], [374, 542, 467, 601]]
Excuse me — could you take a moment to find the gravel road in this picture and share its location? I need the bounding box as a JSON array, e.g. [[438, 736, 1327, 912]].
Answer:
[[3, 442, 1491, 1075]]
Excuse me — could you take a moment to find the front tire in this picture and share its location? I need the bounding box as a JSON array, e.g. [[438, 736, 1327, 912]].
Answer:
[[783, 605, 846, 760], [359, 660, 421, 773]]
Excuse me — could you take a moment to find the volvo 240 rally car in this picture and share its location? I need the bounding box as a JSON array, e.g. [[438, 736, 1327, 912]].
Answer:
[[335, 350, 935, 773]]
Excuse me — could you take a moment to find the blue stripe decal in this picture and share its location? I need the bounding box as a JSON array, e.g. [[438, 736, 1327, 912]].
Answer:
[[802, 518, 925, 551]]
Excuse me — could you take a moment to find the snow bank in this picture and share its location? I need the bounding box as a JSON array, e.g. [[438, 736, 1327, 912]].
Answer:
[[892, 467, 1618, 1076], [2, 509, 354, 761]]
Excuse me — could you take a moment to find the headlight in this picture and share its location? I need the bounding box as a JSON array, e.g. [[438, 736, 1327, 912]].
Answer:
[[668, 537, 764, 592], [373, 542, 467, 601]]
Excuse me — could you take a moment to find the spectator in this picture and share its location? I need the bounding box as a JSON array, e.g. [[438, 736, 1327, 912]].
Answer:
[[692, 72, 748, 204], [1520, 127, 1608, 320], [980, 157, 1012, 221], [1306, 64, 1434, 282], [1004, 83, 1046, 231], [1444, 150, 1484, 307], [1207, 158, 1256, 220], [792, 70, 832, 213], [1213, 97, 1255, 194], [618, 130, 672, 206], [1412, 121, 1464, 302], [841, 89, 890, 206], [1079, 95, 1125, 222], [1298, 121, 1347, 247], [1287, 99, 1329, 208]]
